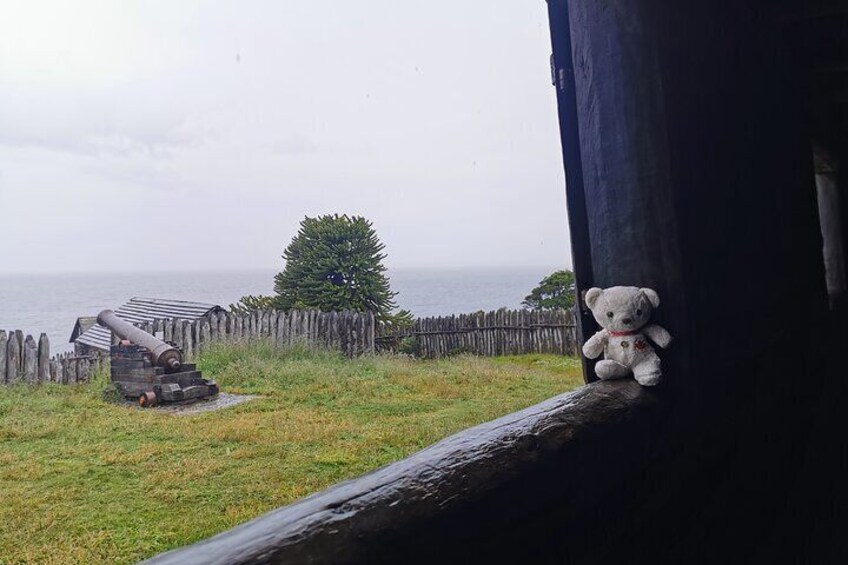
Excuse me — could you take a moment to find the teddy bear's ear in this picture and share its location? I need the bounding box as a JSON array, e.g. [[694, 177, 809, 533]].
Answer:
[[584, 287, 603, 309], [640, 288, 660, 308]]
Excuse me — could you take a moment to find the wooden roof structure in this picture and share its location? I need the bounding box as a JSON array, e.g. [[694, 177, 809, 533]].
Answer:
[[74, 297, 223, 352], [68, 316, 97, 343]]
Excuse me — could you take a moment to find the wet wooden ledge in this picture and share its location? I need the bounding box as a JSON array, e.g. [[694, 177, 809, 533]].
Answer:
[[145, 380, 666, 564]]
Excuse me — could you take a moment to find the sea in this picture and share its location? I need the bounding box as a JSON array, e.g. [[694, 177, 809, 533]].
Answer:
[[0, 267, 557, 354]]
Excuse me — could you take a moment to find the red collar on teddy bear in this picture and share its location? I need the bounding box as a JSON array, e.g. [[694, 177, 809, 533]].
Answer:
[[608, 330, 637, 337]]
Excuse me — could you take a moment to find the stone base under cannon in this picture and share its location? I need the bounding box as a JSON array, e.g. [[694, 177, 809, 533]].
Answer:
[[110, 343, 219, 407]]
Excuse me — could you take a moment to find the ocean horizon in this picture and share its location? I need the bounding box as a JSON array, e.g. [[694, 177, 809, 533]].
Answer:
[[0, 266, 563, 354]]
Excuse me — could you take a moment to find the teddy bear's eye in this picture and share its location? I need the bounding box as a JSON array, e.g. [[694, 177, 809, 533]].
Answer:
[[606, 312, 613, 319], [636, 309, 643, 316]]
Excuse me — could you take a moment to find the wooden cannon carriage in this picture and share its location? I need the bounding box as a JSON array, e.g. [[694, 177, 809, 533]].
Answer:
[[97, 309, 219, 407]]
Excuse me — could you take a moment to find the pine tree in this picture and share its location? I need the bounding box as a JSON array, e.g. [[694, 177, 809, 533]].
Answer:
[[272, 214, 400, 320]]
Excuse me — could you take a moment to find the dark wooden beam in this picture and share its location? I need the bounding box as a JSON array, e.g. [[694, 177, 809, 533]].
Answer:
[[145, 381, 666, 564], [546, 0, 596, 382]]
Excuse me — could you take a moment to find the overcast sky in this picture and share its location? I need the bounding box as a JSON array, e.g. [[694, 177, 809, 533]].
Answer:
[[0, 0, 571, 275]]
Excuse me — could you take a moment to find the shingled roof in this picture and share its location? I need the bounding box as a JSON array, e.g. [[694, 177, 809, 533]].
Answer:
[[74, 297, 224, 352]]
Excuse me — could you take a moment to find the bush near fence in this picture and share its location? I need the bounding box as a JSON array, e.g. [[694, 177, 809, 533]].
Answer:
[[376, 308, 577, 358]]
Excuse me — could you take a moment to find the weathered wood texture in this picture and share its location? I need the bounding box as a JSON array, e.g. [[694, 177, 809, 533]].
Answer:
[[147, 309, 375, 361], [0, 328, 99, 385], [376, 309, 576, 358], [548, 0, 596, 383], [4, 308, 564, 386]]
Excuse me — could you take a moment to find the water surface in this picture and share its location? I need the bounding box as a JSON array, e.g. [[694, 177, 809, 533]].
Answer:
[[0, 267, 557, 353]]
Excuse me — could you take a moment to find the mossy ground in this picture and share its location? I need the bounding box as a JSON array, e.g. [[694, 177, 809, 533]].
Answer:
[[0, 344, 583, 564]]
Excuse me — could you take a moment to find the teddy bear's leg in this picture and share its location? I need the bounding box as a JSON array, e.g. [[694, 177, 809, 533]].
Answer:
[[595, 360, 630, 380], [632, 357, 662, 386]]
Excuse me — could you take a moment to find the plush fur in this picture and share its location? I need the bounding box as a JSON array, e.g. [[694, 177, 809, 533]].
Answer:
[[582, 286, 672, 386]]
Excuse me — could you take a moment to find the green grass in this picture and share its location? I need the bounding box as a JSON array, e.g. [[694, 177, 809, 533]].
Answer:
[[0, 344, 584, 564]]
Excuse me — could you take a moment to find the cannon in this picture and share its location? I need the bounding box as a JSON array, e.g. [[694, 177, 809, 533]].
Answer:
[[97, 309, 219, 407]]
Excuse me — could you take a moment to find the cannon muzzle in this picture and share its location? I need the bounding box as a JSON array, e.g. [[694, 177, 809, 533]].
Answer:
[[97, 309, 182, 370]]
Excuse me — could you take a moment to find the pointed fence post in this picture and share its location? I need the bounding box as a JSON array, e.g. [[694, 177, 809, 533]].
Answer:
[[183, 321, 194, 362], [0, 330, 6, 383], [38, 334, 50, 383], [6, 332, 21, 384], [23, 336, 38, 383]]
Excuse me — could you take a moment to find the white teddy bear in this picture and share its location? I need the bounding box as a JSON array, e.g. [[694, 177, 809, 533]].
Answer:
[[581, 286, 672, 386]]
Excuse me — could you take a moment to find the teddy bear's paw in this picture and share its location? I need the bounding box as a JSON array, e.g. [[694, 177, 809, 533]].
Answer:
[[634, 371, 661, 386], [595, 360, 630, 380]]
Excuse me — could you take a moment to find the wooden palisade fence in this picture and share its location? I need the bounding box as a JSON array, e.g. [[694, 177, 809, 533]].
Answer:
[[1, 310, 375, 386], [376, 308, 577, 358], [0, 330, 99, 385], [0, 308, 575, 385], [1, 310, 376, 386], [140, 309, 376, 362]]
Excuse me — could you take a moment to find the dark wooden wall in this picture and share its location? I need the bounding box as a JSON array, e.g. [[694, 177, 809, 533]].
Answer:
[[559, 0, 828, 393], [547, 0, 843, 562]]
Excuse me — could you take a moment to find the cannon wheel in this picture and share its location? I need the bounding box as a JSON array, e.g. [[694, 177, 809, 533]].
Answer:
[[138, 391, 158, 408]]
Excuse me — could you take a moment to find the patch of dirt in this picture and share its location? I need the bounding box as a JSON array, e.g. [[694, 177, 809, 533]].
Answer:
[[121, 393, 260, 415]]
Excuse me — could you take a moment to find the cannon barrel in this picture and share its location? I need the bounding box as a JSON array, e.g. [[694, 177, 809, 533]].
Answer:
[[97, 309, 182, 370]]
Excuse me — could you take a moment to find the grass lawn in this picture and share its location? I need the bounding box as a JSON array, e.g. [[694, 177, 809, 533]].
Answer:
[[0, 344, 584, 564]]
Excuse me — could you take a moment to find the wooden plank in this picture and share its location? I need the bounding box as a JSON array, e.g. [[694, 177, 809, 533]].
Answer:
[[331, 312, 339, 351], [269, 310, 278, 344], [367, 312, 375, 354], [254, 311, 263, 339], [14, 330, 23, 372], [218, 312, 228, 341], [171, 319, 182, 349], [209, 314, 219, 341], [201, 318, 212, 349], [234, 315, 243, 342], [66, 357, 78, 384], [350, 312, 358, 355], [78, 358, 90, 383], [0, 330, 6, 383], [258, 310, 267, 338], [274, 311, 285, 348], [38, 333, 50, 383], [23, 335, 38, 383], [225, 312, 234, 341], [184, 321, 195, 362], [285, 311, 294, 347], [346, 312, 354, 357]]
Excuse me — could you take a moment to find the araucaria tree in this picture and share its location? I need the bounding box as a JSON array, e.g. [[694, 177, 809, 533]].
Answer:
[[522, 269, 576, 310], [272, 214, 400, 321]]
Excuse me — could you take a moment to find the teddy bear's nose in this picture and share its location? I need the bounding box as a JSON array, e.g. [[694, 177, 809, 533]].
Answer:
[[622, 318, 633, 325]]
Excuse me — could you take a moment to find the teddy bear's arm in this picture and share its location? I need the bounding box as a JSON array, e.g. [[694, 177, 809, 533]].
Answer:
[[643, 324, 673, 349], [582, 330, 608, 359]]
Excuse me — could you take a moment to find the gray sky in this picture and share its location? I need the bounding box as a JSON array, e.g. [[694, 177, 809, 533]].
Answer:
[[0, 0, 571, 274]]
